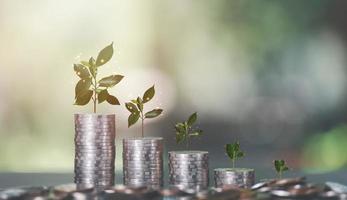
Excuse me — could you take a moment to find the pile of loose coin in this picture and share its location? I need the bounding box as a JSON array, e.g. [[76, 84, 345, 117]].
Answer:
[[168, 151, 209, 191], [74, 114, 115, 189], [123, 137, 163, 189], [252, 177, 347, 199]]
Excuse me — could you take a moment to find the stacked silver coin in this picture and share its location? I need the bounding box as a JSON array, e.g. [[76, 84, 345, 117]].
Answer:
[[74, 114, 116, 190], [168, 151, 209, 191], [214, 168, 255, 188], [123, 137, 163, 189]]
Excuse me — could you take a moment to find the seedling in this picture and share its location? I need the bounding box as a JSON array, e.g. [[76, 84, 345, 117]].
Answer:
[[125, 85, 163, 137], [73, 42, 124, 113], [225, 142, 244, 169], [175, 112, 203, 149], [274, 159, 289, 179]]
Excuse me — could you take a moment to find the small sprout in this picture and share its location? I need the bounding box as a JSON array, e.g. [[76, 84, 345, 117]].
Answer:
[[175, 112, 203, 149], [125, 85, 163, 137], [274, 159, 289, 179], [73, 42, 124, 113], [225, 142, 244, 169]]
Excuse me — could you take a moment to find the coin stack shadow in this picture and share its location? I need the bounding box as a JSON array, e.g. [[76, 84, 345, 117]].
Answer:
[[74, 114, 115, 190], [123, 137, 163, 189], [214, 168, 255, 188], [168, 151, 209, 191]]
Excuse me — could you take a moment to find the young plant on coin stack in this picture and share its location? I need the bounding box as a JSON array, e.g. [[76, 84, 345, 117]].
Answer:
[[73, 42, 122, 189], [274, 160, 289, 179], [122, 85, 164, 188], [125, 85, 163, 137], [175, 112, 203, 149], [213, 141, 255, 189], [74, 42, 123, 112], [168, 112, 209, 191]]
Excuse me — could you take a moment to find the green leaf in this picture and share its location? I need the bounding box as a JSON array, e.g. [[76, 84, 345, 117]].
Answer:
[[128, 112, 140, 127], [125, 102, 139, 113], [189, 130, 203, 137], [98, 75, 124, 87], [88, 57, 97, 77], [176, 132, 185, 144], [282, 166, 289, 172], [274, 160, 283, 172], [226, 144, 235, 159], [107, 95, 120, 105], [74, 64, 90, 79], [80, 60, 90, 67], [143, 85, 155, 103], [136, 97, 143, 112], [174, 123, 185, 133], [74, 90, 93, 105], [237, 151, 244, 158], [75, 78, 92, 99], [187, 112, 197, 126], [98, 89, 108, 104], [145, 109, 163, 118], [96, 43, 113, 66]]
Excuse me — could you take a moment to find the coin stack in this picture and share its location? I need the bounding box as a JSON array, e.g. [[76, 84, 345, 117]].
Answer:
[[168, 151, 209, 191], [123, 137, 163, 189], [74, 114, 116, 190], [214, 168, 255, 188]]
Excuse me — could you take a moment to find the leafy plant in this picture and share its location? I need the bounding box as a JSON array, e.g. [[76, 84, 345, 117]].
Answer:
[[73, 42, 124, 113], [125, 85, 163, 137], [225, 142, 245, 169], [274, 159, 289, 179], [175, 112, 203, 149]]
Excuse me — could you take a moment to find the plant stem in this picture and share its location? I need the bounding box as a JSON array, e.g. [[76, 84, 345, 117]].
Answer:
[[140, 111, 144, 138], [232, 151, 236, 168], [185, 126, 189, 150], [93, 77, 97, 113]]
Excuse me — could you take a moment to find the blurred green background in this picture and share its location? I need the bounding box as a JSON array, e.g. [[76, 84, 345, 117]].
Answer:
[[0, 0, 346, 181]]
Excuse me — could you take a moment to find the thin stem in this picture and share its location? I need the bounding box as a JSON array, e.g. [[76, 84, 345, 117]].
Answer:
[[141, 116, 144, 138], [93, 77, 97, 113], [232, 159, 235, 169], [232, 151, 236, 168], [140, 110, 144, 138]]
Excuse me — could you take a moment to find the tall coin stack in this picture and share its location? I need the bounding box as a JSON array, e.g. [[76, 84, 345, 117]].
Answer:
[[214, 168, 255, 188], [74, 114, 116, 190], [123, 137, 163, 189], [168, 151, 209, 191]]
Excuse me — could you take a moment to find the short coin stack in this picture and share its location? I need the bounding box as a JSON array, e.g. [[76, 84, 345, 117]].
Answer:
[[168, 151, 209, 191], [74, 114, 116, 190], [214, 168, 255, 188], [123, 137, 163, 189]]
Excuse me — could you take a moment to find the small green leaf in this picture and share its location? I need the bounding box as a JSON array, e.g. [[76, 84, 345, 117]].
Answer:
[[96, 43, 113, 67], [237, 151, 244, 158], [145, 109, 163, 118], [175, 123, 185, 133], [189, 130, 203, 137], [176, 132, 185, 144], [98, 90, 109, 104], [75, 78, 92, 99], [187, 112, 197, 126], [88, 57, 97, 77], [226, 144, 235, 159], [143, 85, 155, 103], [74, 90, 93, 105], [125, 102, 139, 113], [274, 160, 283, 172], [128, 112, 140, 127], [107, 95, 120, 105], [74, 64, 90, 79], [80, 60, 90, 67], [98, 75, 124, 87], [136, 97, 143, 112]]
